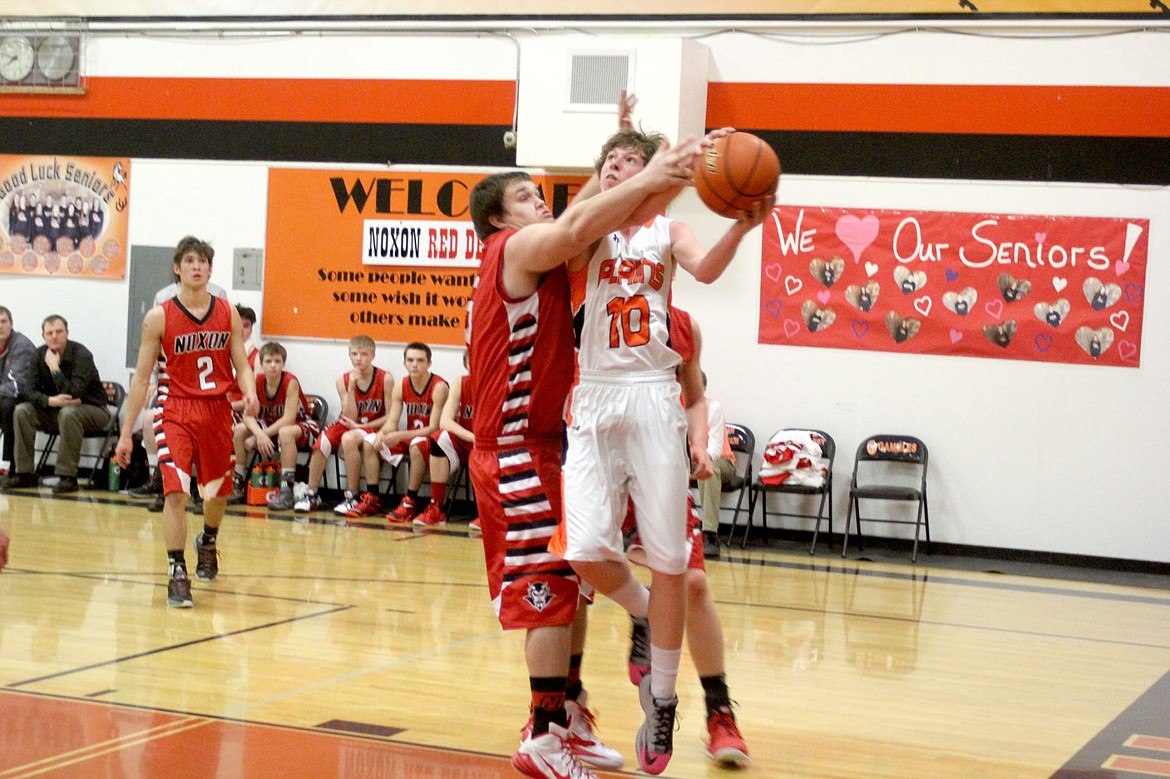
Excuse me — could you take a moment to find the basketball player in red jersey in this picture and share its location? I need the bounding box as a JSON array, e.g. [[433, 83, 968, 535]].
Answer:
[[414, 349, 474, 529], [372, 341, 448, 522], [116, 236, 258, 609], [466, 139, 695, 779], [622, 307, 750, 768], [293, 335, 393, 515]]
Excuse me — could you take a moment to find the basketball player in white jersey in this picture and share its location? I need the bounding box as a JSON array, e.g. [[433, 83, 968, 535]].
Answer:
[[557, 98, 773, 774]]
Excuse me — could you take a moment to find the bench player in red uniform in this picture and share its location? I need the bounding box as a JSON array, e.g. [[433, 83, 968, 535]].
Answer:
[[413, 349, 473, 529], [293, 335, 393, 514], [116, 235, 258, 608], [367, 342, 447, 521], [227, 341, 320, 509]]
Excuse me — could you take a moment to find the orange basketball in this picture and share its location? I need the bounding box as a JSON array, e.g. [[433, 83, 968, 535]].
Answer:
[[692, 132, 780, 219]]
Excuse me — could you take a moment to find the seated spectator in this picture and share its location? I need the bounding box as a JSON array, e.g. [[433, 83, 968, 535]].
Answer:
[[696, 371, 736, 559], [0, 306, 38, 482], [5, 315, 111, 493]]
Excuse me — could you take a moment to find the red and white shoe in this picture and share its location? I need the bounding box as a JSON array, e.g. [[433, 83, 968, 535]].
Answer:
[[386, 495, 416, 524], [343, 491, 381, 518], [565, 696, 623, 769], [706, 706, 750, 766], [512, 722, 598, 779], [468, 517, 482, 536], [412, 502, 447, 527]]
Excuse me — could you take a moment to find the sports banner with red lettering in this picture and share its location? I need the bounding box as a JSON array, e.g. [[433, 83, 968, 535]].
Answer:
[[759, 206, 1149, 367], [0, 154, 131, 279], [264, 167, 588, 346]]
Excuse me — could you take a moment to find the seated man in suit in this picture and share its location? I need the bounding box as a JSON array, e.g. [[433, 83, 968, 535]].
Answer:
[[5, 315, 110, 494]]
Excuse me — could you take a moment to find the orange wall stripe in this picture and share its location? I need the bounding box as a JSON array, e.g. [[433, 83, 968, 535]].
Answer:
[[707, 83, 1170, 138], [0, 77, 516, 125]]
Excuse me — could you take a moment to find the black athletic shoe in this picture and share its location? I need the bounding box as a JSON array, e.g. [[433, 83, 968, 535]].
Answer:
[[702, 531, 721, 560], [52, 476, 80, 494], [0, 472, 38, 490], [193, 532, 218, 581], [148, 493, 165, 512], [128, 468, 162, 499], [167, 568, 194, 608]]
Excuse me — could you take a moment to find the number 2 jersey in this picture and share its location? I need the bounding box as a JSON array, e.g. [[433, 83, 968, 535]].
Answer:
[[157, 295, 235, 403], [572, 215, 679, 376]]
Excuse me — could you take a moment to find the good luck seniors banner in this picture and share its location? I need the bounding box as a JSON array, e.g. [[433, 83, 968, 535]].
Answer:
[[0, 154, 131, 280], [265, 167, 587, 346], [759, 206, 1149, 368]]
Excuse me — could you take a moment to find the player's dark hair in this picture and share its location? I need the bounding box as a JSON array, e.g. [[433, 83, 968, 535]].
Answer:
[[41, 314, 68, 331], [236, 304, 257, 325], [172, 236, 215, 279], [594, 129, 665, 175], [404, 341, 432, 361], [470, 171, 534, 241]]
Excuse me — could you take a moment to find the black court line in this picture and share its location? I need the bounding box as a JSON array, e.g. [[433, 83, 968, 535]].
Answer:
[[721, 553, 1170, 608], [5, 605, 354, 689], [734, 598, 1170, 652]]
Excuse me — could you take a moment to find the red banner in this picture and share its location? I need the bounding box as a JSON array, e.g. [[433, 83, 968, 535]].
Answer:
[[760, 206, 1148, 367], [0, 154, 131, 279]]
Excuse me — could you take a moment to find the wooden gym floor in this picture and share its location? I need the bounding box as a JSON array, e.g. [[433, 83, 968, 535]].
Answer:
[[1, 488, 1168, 778]]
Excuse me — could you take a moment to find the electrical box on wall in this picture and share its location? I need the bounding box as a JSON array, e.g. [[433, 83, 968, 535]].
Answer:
[[234, 247, 264, 291], [516, 36, 709, 170]]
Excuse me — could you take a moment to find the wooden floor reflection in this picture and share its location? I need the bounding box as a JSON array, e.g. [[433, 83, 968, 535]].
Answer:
[[1, 489, 1168, 778]]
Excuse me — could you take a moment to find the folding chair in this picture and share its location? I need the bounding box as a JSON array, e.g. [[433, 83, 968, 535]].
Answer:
[[35, 381, 127, 487], [742, 429, 835, 554], [842, 434, 931, 562], [717, 422, 755, 543]]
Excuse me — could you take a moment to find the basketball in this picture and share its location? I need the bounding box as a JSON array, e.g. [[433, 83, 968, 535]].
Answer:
[[692, 132, 780, 218]]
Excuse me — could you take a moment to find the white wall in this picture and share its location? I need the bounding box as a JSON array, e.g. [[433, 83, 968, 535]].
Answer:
[[3, 22, 1167, 562]]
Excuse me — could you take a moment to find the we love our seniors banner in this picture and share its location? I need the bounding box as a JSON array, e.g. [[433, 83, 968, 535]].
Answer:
[[759, 206, 1149, 368], [0, 154, 131, 279], [265, 167, 588, 346]]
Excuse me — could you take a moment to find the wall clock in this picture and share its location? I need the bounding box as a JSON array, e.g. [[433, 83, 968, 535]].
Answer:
[[0, 34, 34, 83]]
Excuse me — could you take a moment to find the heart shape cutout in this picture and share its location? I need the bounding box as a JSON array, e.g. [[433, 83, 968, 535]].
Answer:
[[783, 319, 801, 338], [864, 262, 879, 278], [816, 290, 831, 305], [914, 296, 932, 317], [785, 276, 803, 296], [1034, 333, 1053, 353], [1035, 232, 1047, 244], [945, 268, 959, 282], [835, 214, 880, 263], [1109, 310, 1130, 331], [851, 319, 869, 338], [1053, 277, 1068, 292], [985, 299, 1004, 319], [764, 263, 782, 283], [949, 328, 963, 344], [1118, 340, 1138, 361], [1124, 282, 1144, 302], [764, 298, 782, 318]]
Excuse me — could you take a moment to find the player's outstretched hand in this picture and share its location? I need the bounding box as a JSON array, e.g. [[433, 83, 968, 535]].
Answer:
[[702, 127, 736, 148], [642, 137, 697, 191], [618, 90, 638, 131], [735, 193, 776, 228]]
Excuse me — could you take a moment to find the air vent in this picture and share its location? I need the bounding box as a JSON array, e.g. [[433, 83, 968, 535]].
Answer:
[[566, 51, 633, 111]]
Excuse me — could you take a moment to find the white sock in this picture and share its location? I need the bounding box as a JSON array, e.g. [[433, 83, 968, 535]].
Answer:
[[650, 645, 682, 701], [606, 576, 650, 619]]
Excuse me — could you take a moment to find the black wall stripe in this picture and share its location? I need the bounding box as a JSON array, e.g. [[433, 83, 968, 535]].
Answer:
[[755, 129, 1170, 185], [2, 118, 1165, 184], [0, 118, 517, 167]]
